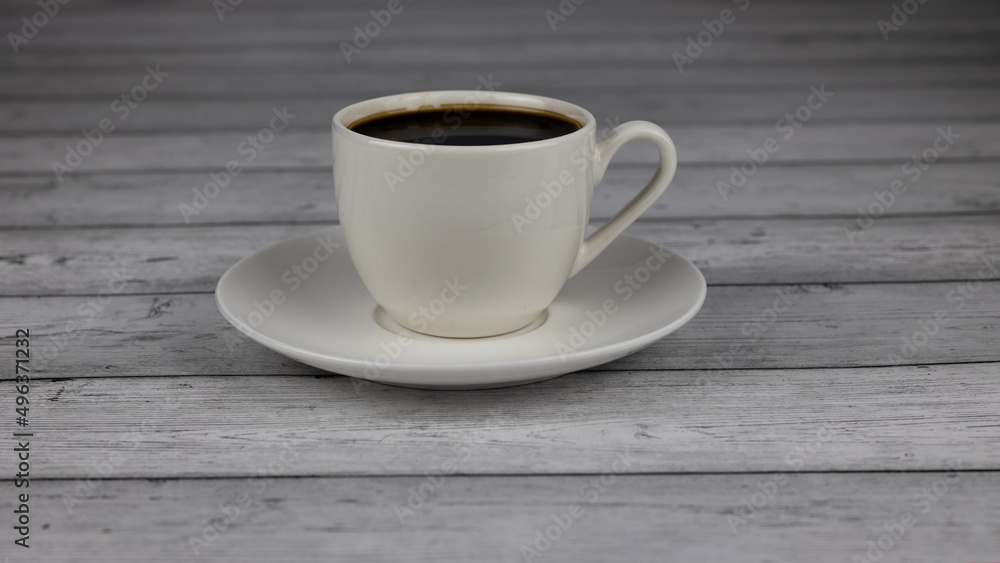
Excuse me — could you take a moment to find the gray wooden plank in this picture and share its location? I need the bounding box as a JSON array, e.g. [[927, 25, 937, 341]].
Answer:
[[5, 26, 999, 58], [12, 364, 1000, 478], [3, 89, 999, 132], [0, 164, 992, 226], [1, 0, 994, 18], [2, 1, 997, 32], [3, 65, 997, 97], [5, 281, 998, 377], [4, 472, 997, 562], [2, 217, 999, 295], [4, 36, 999, 64], [4, 162, 998, 227], [0, 123, 992, 175]]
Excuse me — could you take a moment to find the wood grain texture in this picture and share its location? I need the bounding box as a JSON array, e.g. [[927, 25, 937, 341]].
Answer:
[[1, 0, 997, 38], [1, 0, 998, 558], [4, 89, 1000, 132], [3, 36, 1000, 68], [3, 472, 997, 562], [2, 217, 999, 294], [5, 65, 998, 98], [11, 364, 999, 478], [6, 33, 1000, 61], [3, 163, 998, 226], [1, 123, 994, 175], [4, 281, 998, 377]]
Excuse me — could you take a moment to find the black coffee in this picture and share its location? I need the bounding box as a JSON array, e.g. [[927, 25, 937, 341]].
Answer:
[[349, 106, 581, 146]]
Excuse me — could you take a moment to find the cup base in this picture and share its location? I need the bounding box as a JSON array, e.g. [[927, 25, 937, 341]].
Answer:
[[373, 306, 549, 341]]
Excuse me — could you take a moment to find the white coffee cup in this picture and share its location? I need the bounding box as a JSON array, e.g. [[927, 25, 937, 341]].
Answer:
[[332, 90, 677, 338]]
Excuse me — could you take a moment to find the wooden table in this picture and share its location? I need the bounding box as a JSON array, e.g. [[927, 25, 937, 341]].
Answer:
[[2, 0, 999, 561]]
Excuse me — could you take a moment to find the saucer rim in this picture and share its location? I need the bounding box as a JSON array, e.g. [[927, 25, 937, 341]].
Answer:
[[216, 226, 706, 380]]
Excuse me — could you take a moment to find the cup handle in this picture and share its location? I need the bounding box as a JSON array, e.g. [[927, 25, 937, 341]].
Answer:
[[569, 121, 678, 277]]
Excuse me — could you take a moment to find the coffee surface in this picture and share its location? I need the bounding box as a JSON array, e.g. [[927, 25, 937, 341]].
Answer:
[[350, 107, 580, 146]]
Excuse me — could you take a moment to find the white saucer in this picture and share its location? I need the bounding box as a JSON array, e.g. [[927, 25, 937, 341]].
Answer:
[[216, 226, 706, 389]]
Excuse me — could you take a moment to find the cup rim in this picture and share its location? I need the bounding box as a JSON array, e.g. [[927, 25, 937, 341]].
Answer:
[[332, 90, 597, 151]]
